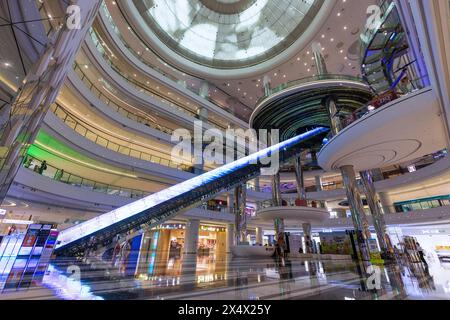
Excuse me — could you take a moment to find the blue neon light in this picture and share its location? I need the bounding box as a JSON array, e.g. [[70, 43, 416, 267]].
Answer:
[[55, 127, 328, 249]]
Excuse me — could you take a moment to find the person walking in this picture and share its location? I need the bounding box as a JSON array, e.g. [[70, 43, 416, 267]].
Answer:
[[39, 160, 48, 174], [416, 242, 428, 266]]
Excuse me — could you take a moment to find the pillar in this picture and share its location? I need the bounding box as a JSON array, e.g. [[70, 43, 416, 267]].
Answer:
[[197, 107, 208, 122], [184, 219, 200, 255], [271, 172, 282, 206], [226, 224, 234, 253], [379, 192, 394, 214], [340, 165, 372, 261], [256, 227, 263, 245], [360, 170, 394, 259], [326, 96, 342, 135], [226, 193, 233, 214], [263, 75, 271, 96], [254, 177, 260, 192], [234, 185, 247, 245], [315, 175, 323, 192], [272, 173, 285, 253], [312, 42, 328, 76], [394, 0, 430, 88], [0, 0, 101, 202], [294, 156, 306, 200], [199, 81, 209, 99], [303, 223, 313, 254]]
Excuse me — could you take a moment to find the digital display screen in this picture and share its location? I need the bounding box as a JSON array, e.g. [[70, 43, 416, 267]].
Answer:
[[56, 128, 327, 249]]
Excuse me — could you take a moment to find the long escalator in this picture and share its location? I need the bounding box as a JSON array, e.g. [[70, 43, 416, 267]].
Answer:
[[54, 127, 329, 256]]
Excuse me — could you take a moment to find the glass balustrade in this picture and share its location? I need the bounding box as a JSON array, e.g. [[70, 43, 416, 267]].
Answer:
[[72, 63, 174, 135], [338, 88, 420, 130], [49, 102, 197, 173], [22, 155, 147, 199], [88, 27, 228, 130], [257, 74, 364, 105]]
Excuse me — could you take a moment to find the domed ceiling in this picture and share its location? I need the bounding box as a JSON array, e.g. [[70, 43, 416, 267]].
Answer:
[[134, 0, 325, 69]]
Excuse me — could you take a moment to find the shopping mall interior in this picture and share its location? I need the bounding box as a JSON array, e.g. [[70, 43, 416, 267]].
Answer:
[[0, 0, 450, 301]]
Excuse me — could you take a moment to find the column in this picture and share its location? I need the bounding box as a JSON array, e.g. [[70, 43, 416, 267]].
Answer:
[[272, 173, 285, 254], [394, 0, 430, 87], [199, 81, 209, 99], [226, 224, 234, 254], [407, 0, 450, 147], [254, 177, 260, 192], [360, 170, 394, 259], [263, 75, 271, 96], [234, 185, 247, 245], [0, 1, 101, 202], [326, 96, 342, 135], [340, 165, 372, 261], [370, 168, 385, 182], [312, 42, 328, 75], [197, 107, 208, 122], [256, 227, 263, 245], [303, 223, 314, 254], [226, 193, 233, 213], [181, 220, 199, 290], [315, 175, 323, 192], [379, 192, 394, 214], [271, 172, 282, 206], [184, 219, 200, 255], [294, 156, 306, 201]]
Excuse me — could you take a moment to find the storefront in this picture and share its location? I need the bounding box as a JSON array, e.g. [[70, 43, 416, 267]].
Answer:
[[149, 223, 227, 257], [198, 225, 226, 256], [388, 225, 450, 262]]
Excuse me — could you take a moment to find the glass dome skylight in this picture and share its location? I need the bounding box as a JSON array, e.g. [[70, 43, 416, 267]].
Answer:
[[134, 0, 324, 69]]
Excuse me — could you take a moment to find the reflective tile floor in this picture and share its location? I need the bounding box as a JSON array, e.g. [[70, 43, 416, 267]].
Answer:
[[1, 254, 450, 300]]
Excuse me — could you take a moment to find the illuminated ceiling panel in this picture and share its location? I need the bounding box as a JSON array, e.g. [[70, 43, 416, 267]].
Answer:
[[134, 0, 324, 68]]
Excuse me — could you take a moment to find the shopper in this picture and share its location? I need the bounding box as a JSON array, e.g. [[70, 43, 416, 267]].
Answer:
[[23, 157, 32, 168], [39, 160, 48, 174], [416, 242, 428, 266]]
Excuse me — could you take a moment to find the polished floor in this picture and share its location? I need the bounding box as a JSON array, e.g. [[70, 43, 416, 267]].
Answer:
[[1, 253, 450, 300]]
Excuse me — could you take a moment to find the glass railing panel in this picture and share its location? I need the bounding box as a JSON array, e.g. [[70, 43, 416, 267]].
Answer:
[[23, 155, 148, 199], [72, 63, 175, 135], [49, 102, 200, 173], [74, 125, 87, 136]]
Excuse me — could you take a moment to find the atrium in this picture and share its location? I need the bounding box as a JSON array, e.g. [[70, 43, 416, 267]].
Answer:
[[0, 0, 450, 303]]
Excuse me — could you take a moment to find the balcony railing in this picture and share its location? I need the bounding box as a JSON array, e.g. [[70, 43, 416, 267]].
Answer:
[[49, 102, 197, 173], [337, 88, 422, 131], [88, 27, 228, 131], [257, 74, 364, 105], [72, 63, 174, 135], [22, 155, 148, 199]]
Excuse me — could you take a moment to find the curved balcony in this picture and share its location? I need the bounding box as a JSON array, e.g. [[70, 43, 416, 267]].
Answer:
[[10, 166, 235, 227], [86, 27, 229, 131], [22, 155, 148, 200], [71, 62, 174, 135], [318, 88, 447, 171], [252, 199, 329, 229], [251, 74, 372, 140], [48, 102, 197, 173]]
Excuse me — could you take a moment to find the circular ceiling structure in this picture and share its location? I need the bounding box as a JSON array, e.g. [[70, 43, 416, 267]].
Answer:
[[131, 0, 330, 77]]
